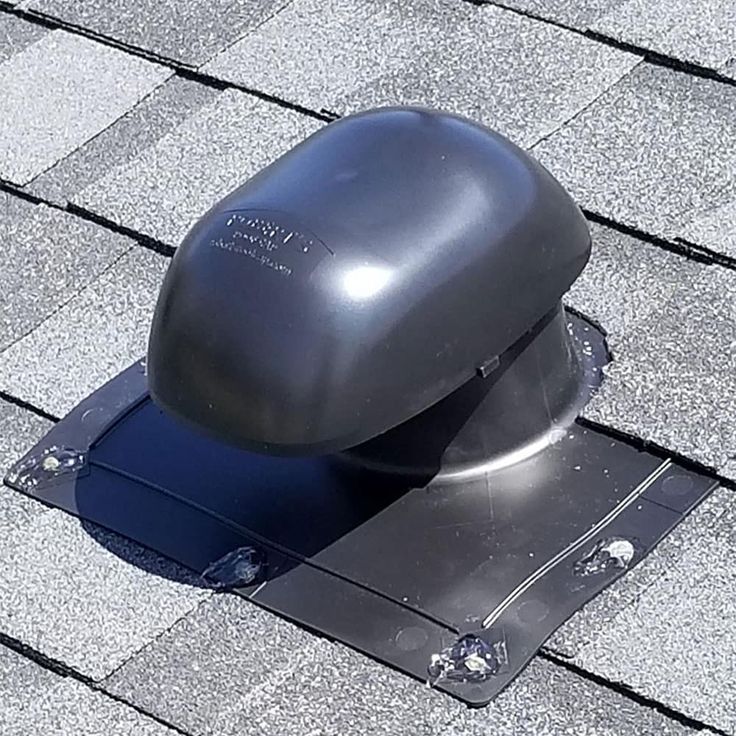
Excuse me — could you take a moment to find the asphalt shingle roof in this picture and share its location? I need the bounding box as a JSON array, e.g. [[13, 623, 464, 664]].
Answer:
[[565, 225, 736, 479], [0, 201, 131, 352], [73, 90, 322, 245], [575, 490, 736, 734], [0, 29, 170, 185], [202, 0, 639, 147], [18, 0, 291, 66], [1, 646, 178, 736], [590, 0, 736, 70], [0, 247, 167, 417], [534, 64, 736, 250], [28, 76, 219, 206], [0, 508, 209, 680], [0, 12, 46, 63], [477, 0, 627, 27], [1, 1, 735, 734]]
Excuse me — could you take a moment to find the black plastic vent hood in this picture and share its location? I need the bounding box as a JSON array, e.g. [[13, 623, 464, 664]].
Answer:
[[6, 106, 718, 707], [147, 107, 591, 455]]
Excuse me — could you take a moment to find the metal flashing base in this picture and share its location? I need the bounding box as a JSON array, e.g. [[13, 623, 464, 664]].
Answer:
[[5, 362, 717, 706]]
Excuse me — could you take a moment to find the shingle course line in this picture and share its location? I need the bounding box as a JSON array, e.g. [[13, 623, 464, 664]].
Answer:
[[539, 651, 728, 736], [0, 633, 194, 736], [471, 0, 736, 88], [0, 5, 334, 123]]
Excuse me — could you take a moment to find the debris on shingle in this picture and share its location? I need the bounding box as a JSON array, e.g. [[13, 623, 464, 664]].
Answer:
[[679, 193, 736, 261], [0, 201, 131, 351], [20, 0, 290, 66], [104, 593, 337, 736], [574, 487, 736, 734], [0, 509, 209, 681], [592, 0, 736, 71], [73, 90, 322, 245], [0, 30, 171, 185], [5, 665, 180, 735], [0, 13, 48, 64], [203, 0, 638, 147], [547, 487, 730, 657], [535, 64, 736, 240], [29, 76, 219, 205], [583, 262, 736, 474], [564, 223, 703, 347], [0, 248, 168, 418], [476, 0, 628, 28], [446, 657, 700, 736]]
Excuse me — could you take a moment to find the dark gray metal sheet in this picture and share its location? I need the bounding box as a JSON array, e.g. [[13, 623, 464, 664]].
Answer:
[[4, 358, 717, 705]]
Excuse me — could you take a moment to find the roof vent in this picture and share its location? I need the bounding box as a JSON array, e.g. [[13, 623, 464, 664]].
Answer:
[[6, 108, 717, 706], [147, 107, 593, 461]]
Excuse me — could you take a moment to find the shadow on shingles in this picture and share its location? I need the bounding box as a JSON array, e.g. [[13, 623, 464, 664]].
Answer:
[[79, 517, 215, 589]]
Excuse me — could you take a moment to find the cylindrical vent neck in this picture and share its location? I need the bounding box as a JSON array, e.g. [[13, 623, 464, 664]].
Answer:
[[340, 304, 606, 482]]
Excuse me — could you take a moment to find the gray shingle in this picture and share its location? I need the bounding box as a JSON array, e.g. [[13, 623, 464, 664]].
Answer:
[[0, 398, 52, 473], [0, 509, 209, 680], [565, 222, 736, 481], [547, 486, 731, 658], [0, 13, 48, 64], [227, 641, 463, 736], [0, 482, 47, 538], [21, 0, 289, 66], [0, 644, 59, 731], [203, 0, 638, 147], [574, 486, 736, 734], [446, 658, 699, 736], [9, 676, 179, 736], [0, 30, 171, 185], [203, 0, 457, 112], [1, 641, 176, 734], [73, 90, 322, 245], [0, 201, 131, 351], [0, 399, 52, 536], [723, 456, 736, 480], [29, 76, 219, 205], [679, 193, 736, 260], [592, 0, 736, 70], [477, 0, 627, 28], [565, 222, 702, 348], [105, 593, 337, 736], [534, 64, 736, 240], [722, 59, 736, 79], [583, 262, 736, 476], [0, 247, 168, 418], [341, 5, 639, 148]]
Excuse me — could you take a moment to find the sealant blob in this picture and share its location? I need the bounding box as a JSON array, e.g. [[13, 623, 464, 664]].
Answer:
[[201, 546, 265, 589], [428, 633, 507, 685], [6, 445, 87, 492], [574, 536, 636, 577]]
